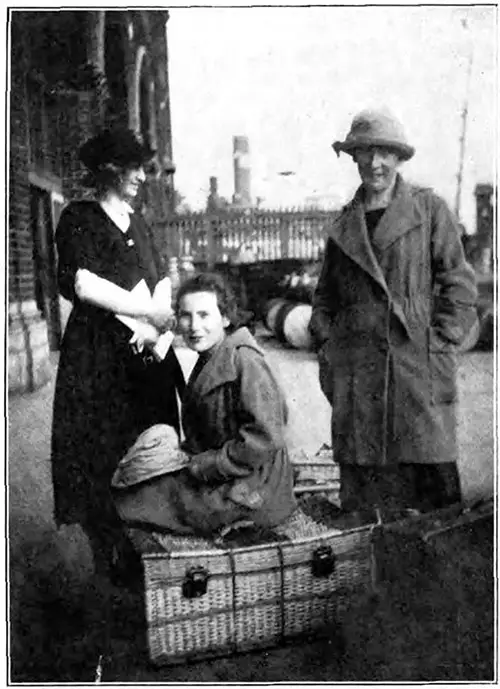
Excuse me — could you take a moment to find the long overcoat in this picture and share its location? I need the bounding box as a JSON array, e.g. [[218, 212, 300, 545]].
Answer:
[[51, 201, 184, 530], [112, 327, 297, 535], [309, 175, 477, 467]]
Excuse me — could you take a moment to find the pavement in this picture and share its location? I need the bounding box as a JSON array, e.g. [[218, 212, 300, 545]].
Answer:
[[6, 333, 495, 681]]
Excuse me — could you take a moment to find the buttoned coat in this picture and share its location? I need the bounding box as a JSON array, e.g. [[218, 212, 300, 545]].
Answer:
[[113, 327, 297, 535], [309, 175, 478, 467]]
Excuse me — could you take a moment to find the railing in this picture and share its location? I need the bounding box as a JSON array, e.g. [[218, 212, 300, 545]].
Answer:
[[153, 209, 337, 266]]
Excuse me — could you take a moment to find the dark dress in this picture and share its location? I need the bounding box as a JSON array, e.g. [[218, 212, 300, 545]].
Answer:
[[51, 200, 184, 546]]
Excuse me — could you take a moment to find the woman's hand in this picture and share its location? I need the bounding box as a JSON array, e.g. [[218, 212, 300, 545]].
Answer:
[[74, 268, 175, 331], [187, 452, 223, 483], [129, 321, 159, 354], [146, 302, 175, 333]]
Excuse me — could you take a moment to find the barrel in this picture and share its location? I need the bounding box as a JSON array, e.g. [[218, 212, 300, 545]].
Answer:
[[263, 298, 313, 350], [263, 298, 285, 332], [282, 303, 313, 349]]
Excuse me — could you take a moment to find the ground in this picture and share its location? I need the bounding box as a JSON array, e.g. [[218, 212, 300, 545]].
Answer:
[[7, 334, 495, 682]]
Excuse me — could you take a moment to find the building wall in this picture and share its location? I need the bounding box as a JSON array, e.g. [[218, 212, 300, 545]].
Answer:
[[8, 15, 54, 392], [8, 9, 175, 393]]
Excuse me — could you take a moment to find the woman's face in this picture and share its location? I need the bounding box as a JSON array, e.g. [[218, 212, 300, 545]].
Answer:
[[353, 146, 401, 195], [177, 291, 230, 354], [118, 166, 146, 201]]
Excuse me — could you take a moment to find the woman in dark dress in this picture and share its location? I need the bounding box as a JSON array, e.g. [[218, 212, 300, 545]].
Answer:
[[51, 127, 184, 577]]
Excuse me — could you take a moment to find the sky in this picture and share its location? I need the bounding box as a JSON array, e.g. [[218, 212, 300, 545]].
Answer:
[[168, 5, 497, 232]]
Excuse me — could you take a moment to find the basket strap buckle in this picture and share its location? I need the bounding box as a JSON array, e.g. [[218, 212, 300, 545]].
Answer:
[[311, 544, 336, 577], [182, 565, 210, 598]]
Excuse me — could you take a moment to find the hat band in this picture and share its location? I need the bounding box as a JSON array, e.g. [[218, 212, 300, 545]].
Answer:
[[333, 137, 414, 160]]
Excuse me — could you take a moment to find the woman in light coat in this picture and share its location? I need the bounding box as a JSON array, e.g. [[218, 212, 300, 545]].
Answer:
[[112, 272, 297, 535], [309, 108, 478, 516]]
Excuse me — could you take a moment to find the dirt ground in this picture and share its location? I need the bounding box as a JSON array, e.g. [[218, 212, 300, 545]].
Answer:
[[7, 336, 495, 683]]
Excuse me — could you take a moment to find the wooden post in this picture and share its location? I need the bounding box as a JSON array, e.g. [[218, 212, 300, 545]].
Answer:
[[279, 213, 289, 260], [206, 215, 215, 270]]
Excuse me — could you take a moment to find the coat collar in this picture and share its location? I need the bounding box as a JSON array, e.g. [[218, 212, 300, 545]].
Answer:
[[328, 189, 387, 293], [327, 174, 424, 292], [370, 175, 426, 251], [185, 327, 263, 398], [326, 174, 425, 334]]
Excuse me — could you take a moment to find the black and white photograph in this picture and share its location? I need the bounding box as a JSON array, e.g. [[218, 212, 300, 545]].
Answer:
[[5, 4, 497, 683]]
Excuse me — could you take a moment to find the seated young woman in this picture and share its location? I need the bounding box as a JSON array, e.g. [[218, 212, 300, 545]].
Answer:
[[112, 272, 297, 536]]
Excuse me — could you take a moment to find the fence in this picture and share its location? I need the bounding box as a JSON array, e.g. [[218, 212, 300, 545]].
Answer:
[[153, 209, 337, 266]]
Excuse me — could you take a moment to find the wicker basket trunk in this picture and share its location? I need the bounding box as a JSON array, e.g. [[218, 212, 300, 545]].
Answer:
[[129, 455, 377, 666], [142, 523, 375, 665]]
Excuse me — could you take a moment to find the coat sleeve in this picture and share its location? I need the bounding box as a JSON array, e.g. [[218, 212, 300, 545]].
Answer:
[[430, 194, 478, 346], [309, 238, 337, 350], [188, 348, 288, 483]]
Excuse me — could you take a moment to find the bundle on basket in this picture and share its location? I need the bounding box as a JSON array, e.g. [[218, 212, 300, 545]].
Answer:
[[126, 445, 379, 667]]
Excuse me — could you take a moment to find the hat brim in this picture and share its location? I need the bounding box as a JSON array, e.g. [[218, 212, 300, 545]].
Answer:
[[332, 138, 415, 161]]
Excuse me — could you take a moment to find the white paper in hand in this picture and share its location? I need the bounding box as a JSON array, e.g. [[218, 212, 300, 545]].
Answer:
[[116, 279, 173, 361]]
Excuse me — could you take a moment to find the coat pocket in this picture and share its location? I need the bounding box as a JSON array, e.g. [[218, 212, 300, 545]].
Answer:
[[428, 330, 458, 405]]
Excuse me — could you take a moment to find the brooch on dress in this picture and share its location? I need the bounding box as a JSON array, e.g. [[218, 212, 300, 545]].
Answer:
[[127, 238, 135, 247]]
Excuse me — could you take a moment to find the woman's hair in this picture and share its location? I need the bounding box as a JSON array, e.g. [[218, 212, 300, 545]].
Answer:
[[85, 163, 125, 194], [83, 160, 159, 192], [175, 272, 241, 331]]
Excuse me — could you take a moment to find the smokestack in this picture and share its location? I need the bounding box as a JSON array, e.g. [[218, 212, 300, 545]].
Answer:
[[232, 136, 252, 207], [209, 176, 218, 196], [207, 176, 220, 213]]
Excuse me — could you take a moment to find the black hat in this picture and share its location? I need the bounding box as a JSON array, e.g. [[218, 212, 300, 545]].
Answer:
[[78, 127, 156, 173]]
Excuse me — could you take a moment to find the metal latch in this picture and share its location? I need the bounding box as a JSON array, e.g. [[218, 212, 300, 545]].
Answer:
[[182, 565, 210, 598], [312, 544, 336, 577]]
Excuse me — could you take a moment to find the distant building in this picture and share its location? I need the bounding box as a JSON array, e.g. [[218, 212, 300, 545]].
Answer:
[[9, 9, 175, 392], [206, 176, 230, 213], [232, 135, 252, 208]]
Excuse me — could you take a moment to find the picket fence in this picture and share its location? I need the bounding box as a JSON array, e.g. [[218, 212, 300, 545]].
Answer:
[[153, 209, 336, 266]]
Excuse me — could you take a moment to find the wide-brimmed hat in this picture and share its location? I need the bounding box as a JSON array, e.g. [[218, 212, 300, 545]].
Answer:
[[332, 108, 415, 161], [78, 126, 156, 174], [111, 424, 190, 489]]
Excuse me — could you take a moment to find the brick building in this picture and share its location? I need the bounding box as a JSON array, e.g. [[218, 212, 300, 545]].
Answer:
[[8, 9, 176, 392]]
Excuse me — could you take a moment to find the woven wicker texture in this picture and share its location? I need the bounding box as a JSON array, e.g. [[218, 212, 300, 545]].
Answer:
[[144, 522, 374, 664], [142, 459, 375, 666]]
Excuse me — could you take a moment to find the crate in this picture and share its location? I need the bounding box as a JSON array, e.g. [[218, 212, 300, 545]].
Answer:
[[370, 497, 494, 586], [290, 445, 340, 503], [128, 455, 376, 666]]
